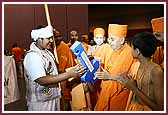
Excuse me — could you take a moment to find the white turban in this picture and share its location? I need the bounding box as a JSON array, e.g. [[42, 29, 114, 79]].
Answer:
[[31, 25, 53, 41]]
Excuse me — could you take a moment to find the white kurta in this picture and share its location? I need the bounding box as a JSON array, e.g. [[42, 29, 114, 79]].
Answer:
[[24, 42, 61, 111]]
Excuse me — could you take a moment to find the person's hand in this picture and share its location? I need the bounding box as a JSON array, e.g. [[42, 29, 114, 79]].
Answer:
[[94, 71, 111, 80], [94, 68, 117, 80], [68, 64, 86, 78], [116, 72, 137, 90]]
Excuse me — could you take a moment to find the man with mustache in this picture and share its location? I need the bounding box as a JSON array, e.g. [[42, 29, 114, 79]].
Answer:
[[23, 25, 85, 111]]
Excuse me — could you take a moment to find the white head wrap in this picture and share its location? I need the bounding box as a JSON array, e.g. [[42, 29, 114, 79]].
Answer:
[[31, 25, 53, 41]]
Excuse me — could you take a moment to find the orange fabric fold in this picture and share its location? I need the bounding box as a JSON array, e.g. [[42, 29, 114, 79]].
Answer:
[[71, 83, 87, 110], [95, 43, 134, 111], [12, 47, 22, 62], [151, 17, 164, 32], [108, 24, 127, 38], [91, 44, 112, 108], [82, 42, 89, 53], [94, 28, 105, 37], [56, 41, 74, 99], [128, 101, 151, 111], [152, 46, 164, 69], [92, 44, 112, 64]]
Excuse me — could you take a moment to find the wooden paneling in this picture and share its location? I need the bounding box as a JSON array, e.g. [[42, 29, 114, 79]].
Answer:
[[4, 4, 88, 50], [67, 4, 88, 41], [4, 4, 34, 51], [49, 4, 67, 42], [34, 4, 47, 27]]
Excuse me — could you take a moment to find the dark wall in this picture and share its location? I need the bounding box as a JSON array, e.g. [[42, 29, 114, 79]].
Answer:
[[87, 4, 164, 43], [4, 4, 88, 51], [88, 4, 164, 32]]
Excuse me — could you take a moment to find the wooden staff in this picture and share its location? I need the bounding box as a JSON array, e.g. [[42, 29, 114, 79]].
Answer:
[[125, 91, 133, 110], [44, 4, 59, 64]]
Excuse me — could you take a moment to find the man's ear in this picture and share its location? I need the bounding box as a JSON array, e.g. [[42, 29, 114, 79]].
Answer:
[[120, 37, 125, 45], [136, 48, 141, 56]]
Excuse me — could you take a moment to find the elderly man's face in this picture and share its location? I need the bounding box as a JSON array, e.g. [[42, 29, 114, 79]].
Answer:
[[108, 35, 123, 51]]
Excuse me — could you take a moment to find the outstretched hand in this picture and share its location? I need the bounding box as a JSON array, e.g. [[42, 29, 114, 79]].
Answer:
[[94, 71, 112, 80], [94, 68, 118, 80], [117, 72, 137, 90], [95, 68, 137, 90], [68, 64, 86, 78]]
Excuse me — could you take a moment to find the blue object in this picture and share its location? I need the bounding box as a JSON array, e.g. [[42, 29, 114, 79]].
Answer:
[[70, 41, 99, 83]]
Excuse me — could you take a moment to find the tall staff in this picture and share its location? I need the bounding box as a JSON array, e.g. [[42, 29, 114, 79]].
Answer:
[[44, 4, 59, 64]]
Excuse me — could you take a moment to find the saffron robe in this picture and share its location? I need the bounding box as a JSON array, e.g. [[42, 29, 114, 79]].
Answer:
[[12, 47, 22, 62], [127, 62, 161, 111], [152, 46, 164, 69], [95, 43, 134, 111], [56, 41, 74, 100]]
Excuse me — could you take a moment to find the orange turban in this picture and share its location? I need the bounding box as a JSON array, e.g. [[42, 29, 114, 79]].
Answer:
[[94, 28, 105, 37], [108, 24, 127, 38], [151, 17, 164, 32]]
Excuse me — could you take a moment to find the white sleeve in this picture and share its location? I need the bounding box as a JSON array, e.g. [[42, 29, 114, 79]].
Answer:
[[24, 52, 46, 81]]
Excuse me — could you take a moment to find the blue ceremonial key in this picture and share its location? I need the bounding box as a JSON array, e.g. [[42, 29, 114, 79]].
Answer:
[[70, 41, 99, 83]]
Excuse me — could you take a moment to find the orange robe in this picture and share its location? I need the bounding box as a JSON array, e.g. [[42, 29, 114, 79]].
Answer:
[[127, 62, 160, 111], [91, 44, 112, 107], [95, 43, 134, 111], [152, 46, 164, 69], [124, 61, 151, 111], [12, 47, 23, 78], [56, 41, 74, 100], [92, 44, 112, 63], [12, 47, 22, 62], [82, 42, 89, 53], [81, 42, 94, 55], [125, 61, 140, 110], [70, 42, 95, 110]]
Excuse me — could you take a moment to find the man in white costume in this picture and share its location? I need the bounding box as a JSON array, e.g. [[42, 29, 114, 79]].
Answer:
[[23, 25, 85, 111]]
